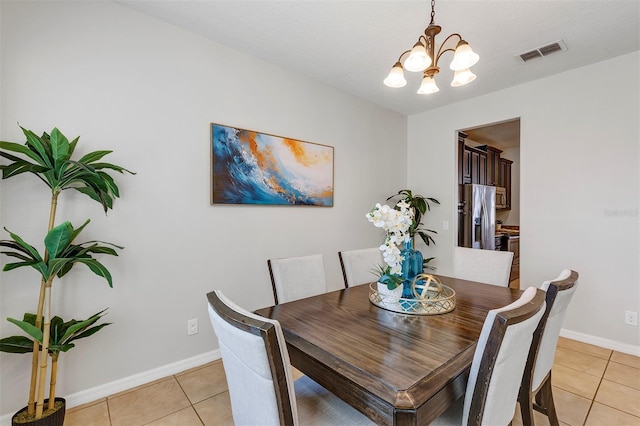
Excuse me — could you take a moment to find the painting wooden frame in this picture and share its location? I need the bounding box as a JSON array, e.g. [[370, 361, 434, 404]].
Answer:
[[211, 123, 334, 206]]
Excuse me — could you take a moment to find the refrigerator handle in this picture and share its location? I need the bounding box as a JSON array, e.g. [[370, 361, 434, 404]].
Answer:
[[480, 191, 488, 249]]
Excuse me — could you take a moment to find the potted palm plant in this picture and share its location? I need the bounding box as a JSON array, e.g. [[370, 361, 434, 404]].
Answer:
[[0, 126, 134, 425]]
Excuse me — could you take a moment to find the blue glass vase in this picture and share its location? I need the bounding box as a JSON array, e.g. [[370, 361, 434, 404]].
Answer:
[[401, 238, 424, 299]]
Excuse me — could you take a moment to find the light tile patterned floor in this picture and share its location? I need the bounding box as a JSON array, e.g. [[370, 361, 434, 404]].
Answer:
[[65, 338, 640, 425]]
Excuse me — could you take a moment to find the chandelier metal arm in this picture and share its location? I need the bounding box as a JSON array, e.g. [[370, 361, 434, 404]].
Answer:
[[434, 33, 463, 66], [395, 49, 413, 64]]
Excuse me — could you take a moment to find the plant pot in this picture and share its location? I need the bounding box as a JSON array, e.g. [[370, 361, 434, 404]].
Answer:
[[11, 399, 65, 426], [377, 282, 403, 310]]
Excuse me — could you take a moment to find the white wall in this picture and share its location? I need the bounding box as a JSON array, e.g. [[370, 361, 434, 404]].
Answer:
[[408, 52, 639, 352], [0, 1, 407, 417]]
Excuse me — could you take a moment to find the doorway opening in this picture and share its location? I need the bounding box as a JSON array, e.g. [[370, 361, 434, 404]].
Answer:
[[456, 118, 520, 287]]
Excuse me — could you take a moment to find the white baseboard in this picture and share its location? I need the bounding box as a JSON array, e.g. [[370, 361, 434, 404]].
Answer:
[[0, 350, 221, 426], [560, 328, 640, 356]]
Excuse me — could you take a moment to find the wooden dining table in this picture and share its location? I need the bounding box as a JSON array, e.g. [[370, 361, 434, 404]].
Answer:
[[254, 275, 523, 426]]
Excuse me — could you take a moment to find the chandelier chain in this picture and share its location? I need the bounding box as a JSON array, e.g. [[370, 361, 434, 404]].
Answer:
[[430, 0, 435, 24]]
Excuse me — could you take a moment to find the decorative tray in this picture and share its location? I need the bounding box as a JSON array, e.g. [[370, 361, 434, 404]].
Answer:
[[369, 274, 456, 315]]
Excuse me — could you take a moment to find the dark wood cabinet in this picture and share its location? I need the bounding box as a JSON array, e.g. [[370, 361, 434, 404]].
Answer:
[[482, 145, 502, 186], [506, 237, 519, 285], [458, 132, 467, 185], [478, 151, 487, 184], [499, 158, 513, 210], [463, 145, 486, 185], [458, 133, 512, 210]]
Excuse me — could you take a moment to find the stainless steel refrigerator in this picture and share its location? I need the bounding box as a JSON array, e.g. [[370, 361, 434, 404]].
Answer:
[[461, 184, 496, 250]]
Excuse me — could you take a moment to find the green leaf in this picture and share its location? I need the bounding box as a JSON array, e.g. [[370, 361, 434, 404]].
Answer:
[[49, 128, 71, 164], [3, 260, 42, 273], [48, 258, 74, 278], [0, 250, 34, 262], [97, 171, 119, 198], [0, 335, 34, 354], [78, 150, 112, 164], [91, 162, 135, 175], [69, 322, 111, 342], [0, 141, 47, 166], [21, 127, 53, 169], [7, 317, 43, 343], [69, 219, 91, 242], [73, 258, 113, 287], [44, 222, 74, 258], [3, 228, 43, 261], [414, 197, 427, 215], [49, 343, 75, 353]]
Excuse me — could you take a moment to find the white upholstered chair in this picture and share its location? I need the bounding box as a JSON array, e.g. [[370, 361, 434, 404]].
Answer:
[[453, 246, 514, 287], [206, 290, 374, 426], [338, 247, 383, 287], [267, 254, 327, 304], [518, 269, 579, 426], [432, 286, 546, 425]]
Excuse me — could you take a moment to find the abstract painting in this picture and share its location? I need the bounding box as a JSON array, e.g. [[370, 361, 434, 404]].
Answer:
[[211, 123, 334, 206]]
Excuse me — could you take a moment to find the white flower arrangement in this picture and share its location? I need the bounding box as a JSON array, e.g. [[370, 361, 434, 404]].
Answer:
[[365, 200, 414, 277]]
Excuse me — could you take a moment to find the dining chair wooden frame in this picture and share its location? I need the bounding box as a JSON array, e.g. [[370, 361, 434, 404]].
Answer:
[[208, 290, 374, 426], [466, 287, 547, 424], [518, 270, 579, 426], [207, 290, 295, 425], [338, 247, 382, 287], [432, 286, 546, 425]]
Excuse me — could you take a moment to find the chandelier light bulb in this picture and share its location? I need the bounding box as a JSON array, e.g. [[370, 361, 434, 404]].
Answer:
[[383, 62, 407, 88], [417, 75, 439, 94], [404, 42, 432, 72], [451, 68, 476, 87], [449, 40, 480, 71]]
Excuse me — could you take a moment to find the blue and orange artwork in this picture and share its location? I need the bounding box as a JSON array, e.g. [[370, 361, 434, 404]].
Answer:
[[211, 124, 334, 206]]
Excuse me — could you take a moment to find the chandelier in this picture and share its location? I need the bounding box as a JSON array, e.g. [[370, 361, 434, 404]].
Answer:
[[383, 0, 479, 94]]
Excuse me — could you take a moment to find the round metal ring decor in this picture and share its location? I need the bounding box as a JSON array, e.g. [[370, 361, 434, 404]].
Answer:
[[369, 274, 456, 315]]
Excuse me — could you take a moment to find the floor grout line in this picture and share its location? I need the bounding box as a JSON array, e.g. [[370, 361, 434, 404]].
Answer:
[[580, 350, 613, 426]]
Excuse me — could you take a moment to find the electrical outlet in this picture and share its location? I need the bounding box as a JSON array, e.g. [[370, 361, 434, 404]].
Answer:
[[624, 311, 638, 326], [187, 318, 198, 335], [442, 221, 449, 231]]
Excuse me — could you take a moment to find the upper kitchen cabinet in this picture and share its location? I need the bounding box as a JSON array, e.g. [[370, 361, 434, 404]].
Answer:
[[480, 145, 503, 187], [499, 158, 513, 210], [458, 131, 512, 210], [459, 132, 487, 185]]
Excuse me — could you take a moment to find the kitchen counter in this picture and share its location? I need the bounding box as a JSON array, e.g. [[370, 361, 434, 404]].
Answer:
[[496, 229, 519, 237]]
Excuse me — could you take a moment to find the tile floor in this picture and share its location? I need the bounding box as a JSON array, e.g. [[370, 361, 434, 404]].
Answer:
[[65, 337, 639, 425]]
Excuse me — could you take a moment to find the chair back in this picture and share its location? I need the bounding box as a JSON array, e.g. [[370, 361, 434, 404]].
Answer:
[[338, 247, 383, 287], [267, 254, 327, 304], [207, 290, 298, 426], [463, 286, 546, 425], [528, 269, 579, 391], [453, 246, 514, 287]]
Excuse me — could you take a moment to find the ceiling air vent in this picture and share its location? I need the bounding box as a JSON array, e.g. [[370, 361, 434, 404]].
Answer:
[[517, 40, 567, 63]]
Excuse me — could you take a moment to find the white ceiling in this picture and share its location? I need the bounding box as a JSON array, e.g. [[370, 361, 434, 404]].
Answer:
[[115, 0, 640, 118]]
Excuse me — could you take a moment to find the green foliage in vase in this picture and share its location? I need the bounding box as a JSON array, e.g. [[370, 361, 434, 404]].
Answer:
[[387, 189, 440, 270], [386, 189, 440, 247]]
